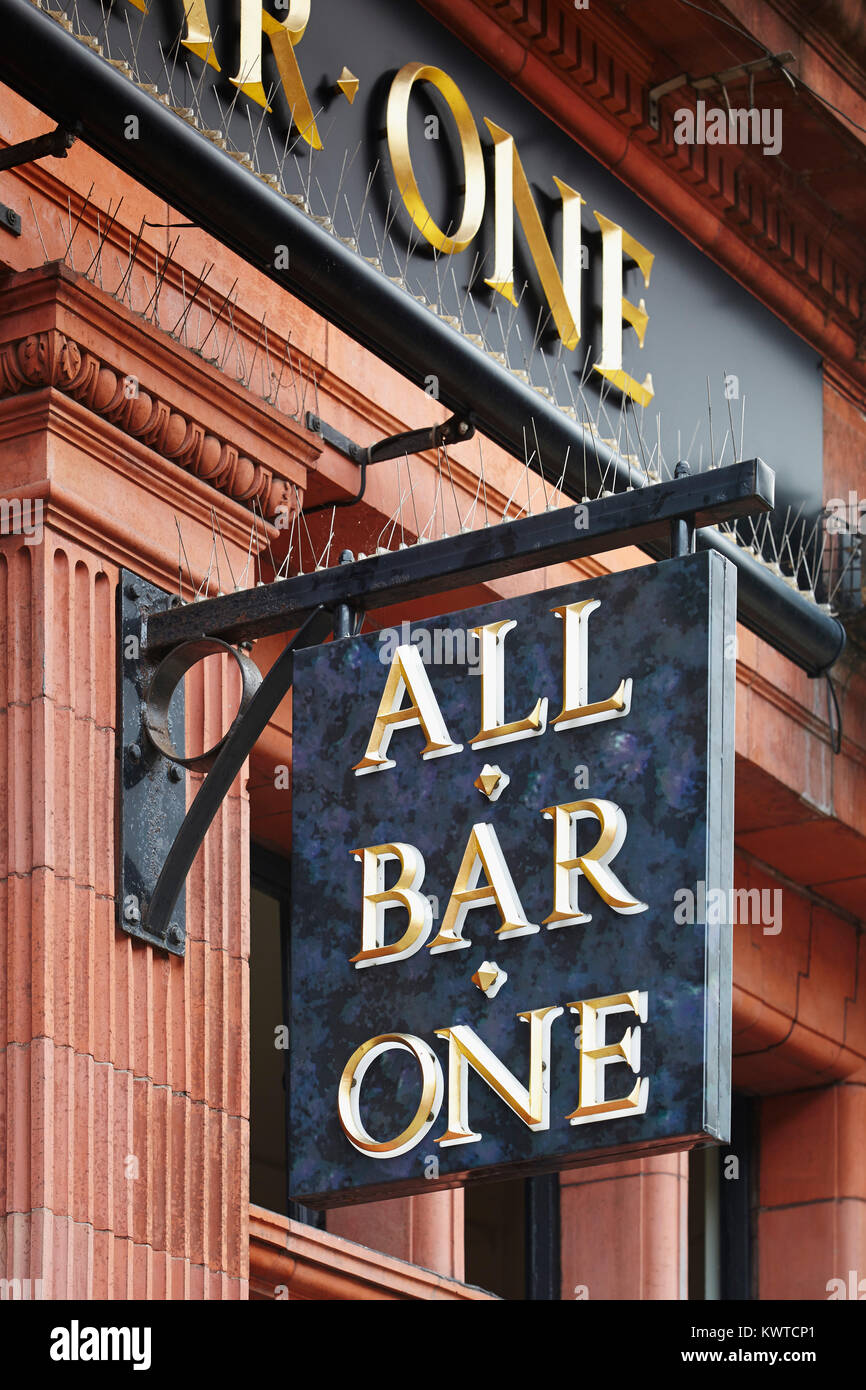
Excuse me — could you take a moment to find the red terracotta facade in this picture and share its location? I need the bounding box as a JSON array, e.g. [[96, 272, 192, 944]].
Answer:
[[1, 0, 864, 1301]]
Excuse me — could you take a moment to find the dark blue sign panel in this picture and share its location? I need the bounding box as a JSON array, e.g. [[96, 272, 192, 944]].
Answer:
[[290, 551, 734, 1207]]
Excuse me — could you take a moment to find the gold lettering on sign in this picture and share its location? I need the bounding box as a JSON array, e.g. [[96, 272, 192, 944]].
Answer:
[[353, 644, 462, 775], [551, 599, 632, 731], [349, 842, 432, 968], [338, 1034, 444, 1157], [387, 63, 486, 254], [231, 0, 269, 106], [434, 1006, 563, 1145], [565, 991, 649, 1125], [261, 4, 322, 147], [541, 798, 648, 927], [181, 0, 220, 72], [483, 120, 583, 352], [429, 822, 539, 953], [593, 211, 655, 407], [470, 620, 547, 749], [230, 0, 322, 147]]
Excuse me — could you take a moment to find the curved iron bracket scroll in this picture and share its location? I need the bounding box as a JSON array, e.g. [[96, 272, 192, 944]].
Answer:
[[118, 583, 333, 955]]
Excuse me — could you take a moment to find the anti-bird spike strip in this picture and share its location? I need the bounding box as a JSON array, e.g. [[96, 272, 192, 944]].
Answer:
[[40, 7, 840, 617]]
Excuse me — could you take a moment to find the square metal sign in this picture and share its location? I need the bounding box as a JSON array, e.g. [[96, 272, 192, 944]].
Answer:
[[289, 550, 735, 1207]]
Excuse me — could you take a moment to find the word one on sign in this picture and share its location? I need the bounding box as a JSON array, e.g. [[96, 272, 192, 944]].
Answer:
[[290, 551, 734, 1207]]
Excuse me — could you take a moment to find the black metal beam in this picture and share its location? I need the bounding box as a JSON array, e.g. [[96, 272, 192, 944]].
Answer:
[[0, 1, 845, 675], [143, 459, 774, 650], [695, 526, 842, 677]]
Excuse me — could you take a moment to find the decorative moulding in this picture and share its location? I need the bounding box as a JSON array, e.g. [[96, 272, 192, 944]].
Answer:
[[0, 263, 322, 520], [248, 1207, 497, 1300], [419, 0, 866, 403]]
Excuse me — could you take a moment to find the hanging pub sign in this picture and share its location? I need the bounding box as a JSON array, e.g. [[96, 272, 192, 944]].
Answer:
[[289, 549, 735, 1207]]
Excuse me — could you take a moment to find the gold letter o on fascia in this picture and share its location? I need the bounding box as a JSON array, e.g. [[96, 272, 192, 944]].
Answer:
[[338, 1033, 444, 1159], [386, 62, 485, 255]]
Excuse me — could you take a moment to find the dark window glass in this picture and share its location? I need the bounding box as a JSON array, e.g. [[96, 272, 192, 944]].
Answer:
[[250, 846, 322, 1227], [689, 1094, 755, 1300], [465, 1178, 527, 1299]]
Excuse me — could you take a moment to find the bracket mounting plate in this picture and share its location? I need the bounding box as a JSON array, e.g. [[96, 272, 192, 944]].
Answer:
[[117, 570, 187, 956]]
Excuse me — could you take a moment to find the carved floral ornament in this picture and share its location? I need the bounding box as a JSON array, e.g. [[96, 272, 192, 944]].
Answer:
[[0, 328, 294, 518]]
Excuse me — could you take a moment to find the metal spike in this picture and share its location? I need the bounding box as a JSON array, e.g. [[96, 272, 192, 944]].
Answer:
[[420, 465, 444, 542], [197, 275, 238, 354], [463, 464, 484, 531], [255, 492, 279, 579], [195, 526, 218, 601], [554, 444, 571, 500], [115, 216, 146, 306], [501, 463, 526, 522], [828, 534, 859, 605], [239, 515, 259, 591], [28, 196, 51, 261], [58, 181, 96, 270], [629, 402, 651, 485], [175, 517, 194, 605], [317, 506, 338, 570], [706, 377, 715, 469]]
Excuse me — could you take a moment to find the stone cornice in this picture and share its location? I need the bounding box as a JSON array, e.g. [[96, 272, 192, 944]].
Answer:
[[0, 263, 322, 520], [732, 0, 866, 105], [419, 0, 866, 403], [249, 1206, 496, 1300]]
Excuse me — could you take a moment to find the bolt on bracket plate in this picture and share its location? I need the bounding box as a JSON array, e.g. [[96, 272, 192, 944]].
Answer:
[[0, 203, 22, 236], [118, 569, 187, 956]]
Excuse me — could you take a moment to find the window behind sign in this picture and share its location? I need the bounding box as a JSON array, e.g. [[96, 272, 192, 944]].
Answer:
[[689, 1095, 756, 1299]]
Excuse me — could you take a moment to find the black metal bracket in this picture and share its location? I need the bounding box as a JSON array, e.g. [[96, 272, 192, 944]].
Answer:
[[0, 204, 21, 237], [118, 572, 188, 956], [302, 411, 475, 514], [143, 636, 262, 772], [0, 123, 77, 172], [118, 588, 334, 951], [647, 52, 795, 131], [0, 124, 76, 240], [670, 460, 696, 558], [141, 605, 333, 944]]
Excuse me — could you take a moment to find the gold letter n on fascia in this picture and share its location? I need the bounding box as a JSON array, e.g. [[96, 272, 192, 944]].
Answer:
[[483, 119, 583, 352]]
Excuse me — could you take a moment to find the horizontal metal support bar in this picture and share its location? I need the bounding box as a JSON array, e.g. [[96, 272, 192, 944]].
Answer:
[[0, 122, 76, 171], [1, 3, 844, 674], [648, 53, 796, 126], [367, 413, 474, 465], [692, 52, 795, 92], [649, 53, 795, 111], [305, 411, 474, 468], [305, 413, 366, 466], [144, 459, 773, 651]]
